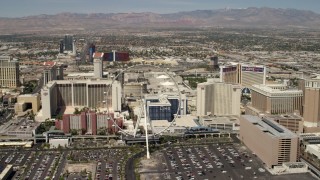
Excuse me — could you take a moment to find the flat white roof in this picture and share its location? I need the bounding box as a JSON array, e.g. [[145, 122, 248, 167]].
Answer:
[[0, 164, 13, 179], [18, 94, 39, 97], [151, 115, 198, 128], [67, 72, 109, 77], [242, 115, 297, 138], [202, 116, 239, 124], [44, 79, 117, 88], [252, 84, 302, 95], [0, 141, 33, 147]]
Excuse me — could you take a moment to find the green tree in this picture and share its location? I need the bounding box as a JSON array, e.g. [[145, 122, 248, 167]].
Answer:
[[74, 108, 80, 114], [81, 128, 86, 135], [97, 128, 106, 135], [70, 129, 78, 135], [56, 114, 62, 120]]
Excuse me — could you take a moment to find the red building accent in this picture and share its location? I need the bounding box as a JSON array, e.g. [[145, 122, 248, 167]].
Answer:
[[55, 120, 61, 130], [55, 112, 123, 135], [80, 112, 86, 134], [62, 114, 70, 134], [90, 112, 97, 135]]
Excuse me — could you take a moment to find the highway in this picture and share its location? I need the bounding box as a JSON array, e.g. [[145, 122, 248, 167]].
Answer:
[[125, 150, 145, 180]]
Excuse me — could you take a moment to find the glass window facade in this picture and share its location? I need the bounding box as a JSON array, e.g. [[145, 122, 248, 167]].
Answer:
[[149, 106, 172, 122]]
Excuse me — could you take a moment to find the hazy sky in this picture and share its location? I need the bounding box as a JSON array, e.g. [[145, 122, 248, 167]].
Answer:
[[1, 0, 320, 17]]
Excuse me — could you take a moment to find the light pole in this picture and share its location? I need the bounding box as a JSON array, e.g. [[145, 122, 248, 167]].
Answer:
[[140, 83, 143, 99], [103, 91, 107, 111], [144, 100, 150, 159]]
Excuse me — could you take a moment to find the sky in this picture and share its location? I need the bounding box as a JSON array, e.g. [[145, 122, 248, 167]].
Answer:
[[1, 0, 320, 17]]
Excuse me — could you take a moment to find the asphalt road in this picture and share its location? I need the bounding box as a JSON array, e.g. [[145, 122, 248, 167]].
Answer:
[[125, 151, 145, 180], [40, 155, 54, 180], [53, 151, 68, 180], [28, 153, 45, 179], [100, 160, 106, 180]]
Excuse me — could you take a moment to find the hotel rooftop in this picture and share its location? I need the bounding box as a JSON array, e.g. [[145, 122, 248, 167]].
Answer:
[[242, 115, 297, 138]]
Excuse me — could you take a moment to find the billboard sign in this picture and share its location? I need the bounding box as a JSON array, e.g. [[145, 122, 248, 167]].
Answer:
[[242, 66, 264, 73], [102, 52, 130, 62], [222, 66, 237, 72]]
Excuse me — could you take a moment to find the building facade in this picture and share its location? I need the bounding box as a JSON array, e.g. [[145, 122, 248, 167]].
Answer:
[[264, 114, 303, 134], [43, 62, 64, 85], [64, 34, 73, 52], [303, 79, 320, 131], [220, 63, 266, 89], [59, 40, 64, 53], [55, 111, 123, 135], [220, 64, 239, 84], [197, 81, 241, 116], [14, 93, 41, 115], [251, 84, 303, 115], [41, 79, 121, 119], [123, 82, 147, 99], [93, 52, 104, 79], [240, 115, 298, 168], [145, 94, 187, 122], [0, 55, 19, 88]]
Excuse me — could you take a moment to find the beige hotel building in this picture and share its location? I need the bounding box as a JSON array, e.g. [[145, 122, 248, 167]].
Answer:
[[220, 63, 266, 89], [303, 78, 320, 132], [250, 84, 303, 115], [240, 115, 298, 168], [197, 81, 241, 116], [41, 79, 121, 119], [0, 55, 19, 88]]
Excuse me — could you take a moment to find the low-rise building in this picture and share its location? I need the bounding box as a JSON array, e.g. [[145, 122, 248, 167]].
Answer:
[[151, 115, 198, 134], [200, 115, 240, 131], [0, 118, 39, 138], [55, 111, 123, 135], [49, 138, 70, 148], [145, 93, 187, 122], [264, 114, 303, 134], [14, 93, 41, 115], [305, 144, 320, 159]]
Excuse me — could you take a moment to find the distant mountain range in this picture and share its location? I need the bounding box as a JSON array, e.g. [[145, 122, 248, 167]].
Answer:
[[1, 7, 320, 34]]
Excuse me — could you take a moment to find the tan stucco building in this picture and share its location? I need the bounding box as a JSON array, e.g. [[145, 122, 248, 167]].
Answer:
[[240, 115, 298, 168], [220, 63, 266, 89], [14, 94, 41, 114], [0, 56, 19, 88], [303, 79, 320, 132], [197, 81, 241, 116], [265, 114, 303, 134], [250, 84, 303, 115]]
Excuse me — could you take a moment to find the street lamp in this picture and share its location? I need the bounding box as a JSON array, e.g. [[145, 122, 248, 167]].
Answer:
[[103, 91, 107, 110], [144, 100, 150, 159], [140, 83, 143, 99]]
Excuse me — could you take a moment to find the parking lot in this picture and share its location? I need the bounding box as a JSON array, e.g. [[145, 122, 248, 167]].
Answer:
[[162, 144, 269, 180], [68, 148, 131, 180], [0, 146, 139, 180], [139, 143, 317, 180]]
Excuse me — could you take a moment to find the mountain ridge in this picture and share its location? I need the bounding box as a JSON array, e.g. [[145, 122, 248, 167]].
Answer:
[[1, 7, 320, 34]]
